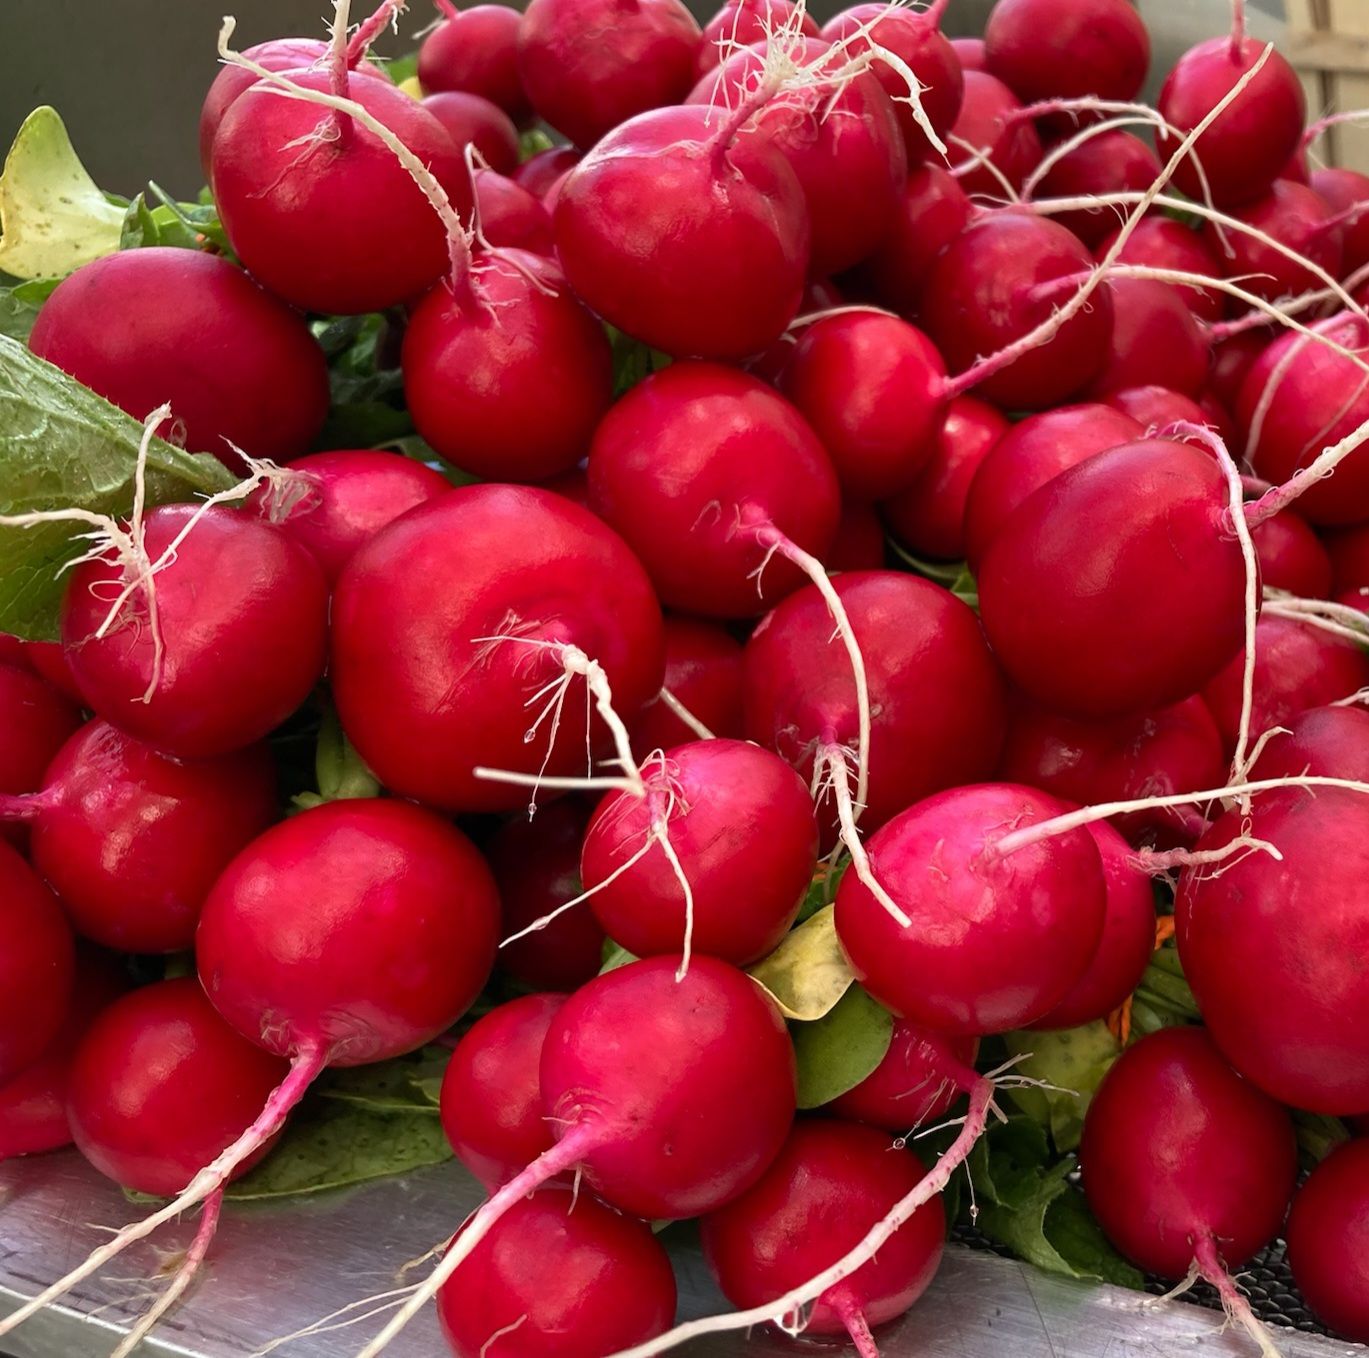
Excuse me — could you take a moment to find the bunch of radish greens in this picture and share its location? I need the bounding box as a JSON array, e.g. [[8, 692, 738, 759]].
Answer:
[[5, 0, 1369, 1352]]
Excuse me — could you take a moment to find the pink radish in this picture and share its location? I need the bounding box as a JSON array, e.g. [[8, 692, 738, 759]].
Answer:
[[1250, 510, 1333, 596], [1206, 180, 1345, 302], [1286, 1139, 1369, 1342], [1104, 385, 1208, 436], [1249, 704, 1369, 781], [697, 0, 818, 75], [0, 661, 81, 847], [1086, 277, 1210, 398], [1033, 130, 1161, 249], [513, 145, 580, 199], [419, 4, 530, 122], [828, 1021, 979, 1132], [1094, 216, 1225, 321], [829, 502, 886, 570], [473, 169, 555, 254], [421, 91, 520, 174], [1311, 166, 1369, 275], [953, 37, 986, 72], [944, 70, 1042, 199], [632, 616, 745, 754]]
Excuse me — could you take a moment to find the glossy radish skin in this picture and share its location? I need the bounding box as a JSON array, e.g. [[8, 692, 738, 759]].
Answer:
[[962, 402, 1143, 568], [836, 784, 1105, 1034], [513, 146, 582, 200], [402, 252, 615, 482], [1036, 131, 1161, 249], [1286, 1140, 1369, 1342], [556, 106, 809, 360], [696, 0, 818, 75], [29, 250, 328, 467], [586, 363, 839, 618], [438, 1188, 678, 1358], [921, 213, 1114, 411], [702, 1120, 946, 1334], [632, 617, 745, 754], [779, 314, 945, 501], [198, 800, 500, 1067], [829, 1021, 979, 1131], [330, 486, 664, 812], [418, 6, 530, 121], [474, 170, 556, 254], [880, 397, 1009, 561], [1311, 166, 1369, 275], [61, 504, 328, 760], [1080, 1027, 1296, 1278], [1177, 788, 1369, 1113], [1249, 704, 1369, 782], [944, 70, 1042, 199], [421, 91, 520, 175], [486, 800, 605, 993], [26, 721, 276, 954], [441, 994, 564, 1190], [1207, 180, 1344, 302], [744, 571, 1008, 834], [0, 661, 82, 847], [67, 979, 288, 1196], [1105, 386, 1208, 439], [212, 71, 475, 316], [518, 0, 701, 148], [1094, 217, 1225, 322], [1250, 511, 1333, 597], [1156, 36, 1306, 208], [582, 739, 818, 966], [978, 440, 1247, 718], [1087, 278, 1210, 398], [540, 955, 797, 1219]]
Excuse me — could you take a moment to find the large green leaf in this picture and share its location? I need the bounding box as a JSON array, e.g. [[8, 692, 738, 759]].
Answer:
[[792, 984, 894, 1109]]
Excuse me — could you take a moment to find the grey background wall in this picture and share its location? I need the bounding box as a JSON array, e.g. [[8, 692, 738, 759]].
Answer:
[[0, 0, 1286, 201]]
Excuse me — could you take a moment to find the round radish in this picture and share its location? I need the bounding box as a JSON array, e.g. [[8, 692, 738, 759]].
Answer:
[[1087, 277, 1210, 398], [513, 145, 581, 199], [1035, 130, 1161, 249], [944, 70, 1042, 199], [0, 661, 82, 847], [418, 6, 530, 122], [1105, 385, 1209, 437], [1094, 216, 1225, 322], [953, 37, 986, 72], [828, 1020, 979, 1132], [697, 0, 817, 75], [1286, 1139, 1369, 1343], [1206, 179, 1344, 302], [632, 616, 744, 754], [1209, 326, 1270, 403], [473, 169, 555, 254], [1250, 510, 1333, 596], [25, 641, 83, 704], [1249, 703, 1369, 781], [1311, 166, 1369, 275], [421, 91, 520, 175]]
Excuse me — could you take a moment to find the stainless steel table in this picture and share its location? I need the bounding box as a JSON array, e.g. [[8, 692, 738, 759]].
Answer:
[[0, 1154, 1360, 1357]]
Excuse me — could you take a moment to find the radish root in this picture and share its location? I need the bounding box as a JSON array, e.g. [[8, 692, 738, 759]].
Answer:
[[656, 687, 717, 740], [822, 745, 911, 928], [1194, 1235, 1286, 1358]]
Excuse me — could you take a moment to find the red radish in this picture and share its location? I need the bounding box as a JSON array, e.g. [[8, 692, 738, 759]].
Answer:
[[1106, 385, 1208, 436], [962, 402, 1142, 568], [828, 501, 886, 571], [1286, 1140, 1369, 1342], [29, 250, 328, 467], [1033, 131, 1161, 249], [440, 994, 564, 1189], [1206, 180, 1345, 302], [880, 397, 1009, 561], [1208, 326, 1269, 403], [419, 5, 530, 122], [702, 1120, 946, 1351], [1087, 278, 1210, 398], [211, 69, 475, 315], [996, 695, 1226, 848], [828, 1021, 979, 1132], [331, 485, 664, 812], [835, 783, 1105, 1034], [1311, 166, 1369, 275], [944, 70, 1042, 199], [60, 503, 328, 759], [1177, 787, 1369, 1112], [1156, 36, 1306, 208], [632, 616, 745, 754], [1327, 523, 1369, 592], [978, 440, 1248, 717], [518, 0, 701, 148], [3, 721, 276, 954], [473, 169, 555, 253], [952, 37, 985, 72], [0, 841, 74, 1085], [0, 661, 82, 846], [513, 145, 581, 199], [25, 642, 83, 705], [581, 739, 818, 966], [1094, 216, 1225, 322], [556, 106, 809, 360], [1341, 586, 1369, 615], [1249, 704, 1369, 782], [421, 91, 520, 174], [1250, 510, 1333, 596], [778, 313, 945, 500], [1197, 389, 1239, 445], [921, 213, 1114, 411], [697, 0, 817, 75], [437, 1188, 678, 1357]]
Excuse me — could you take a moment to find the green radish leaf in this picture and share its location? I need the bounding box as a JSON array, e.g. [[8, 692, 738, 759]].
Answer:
[[599, 941, 639, 974], [792, 984, 894, 1108], [1000, 1021, 1122, 1154], [1295, 1110, 1351, 1167], [0, 275, 60, 342], [0, 336, 237, 641], [795, 857, 848, 924], [316, 1046, 449, 1113], [519, 127, 556, 159], [119, 183, 230, 254], [382, 51, 420, 87], [748, 903, 854, 1021]]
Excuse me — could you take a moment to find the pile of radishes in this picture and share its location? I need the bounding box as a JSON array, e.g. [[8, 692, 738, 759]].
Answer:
[[8, 0, 1369, 1352]]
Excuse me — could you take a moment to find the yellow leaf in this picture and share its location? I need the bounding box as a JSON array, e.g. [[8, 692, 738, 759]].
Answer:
[[748, 904, 854, 1021], [397, 75, 425, 101]]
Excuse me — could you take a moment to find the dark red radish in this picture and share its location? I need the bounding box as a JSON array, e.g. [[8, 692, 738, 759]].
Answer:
[[556, 105, 809, 360], [440, 994, 564, 1190], [1032, 130, 1160, 249], [0, 661, 81, 846], [60, 504, 328, 760], [1341, 586, 1369, 615], [1094, 216, 1225, 322], [962, 402, 1142, 568], [1208, 325, 1269, 403], [952, 37, 985, 72], [587, 363, 838, 617], [419, 5, 530, 122], [944, 70, 1042, 199], [518, 0, 701, 148], [1177, 787, 1369, 1112], [421, 91, 520, 175], [1328, 523, 1369, 592], [1249, 703, 1369, 783], [632, 616, 745, 754], [25, 641, 83, 705], [1311, 166, 1369, 275], [702, 1121, 946, 1347], [1206, 179, 1345, 302], [1156, 36, 1306, 209], [1106, 385, 1208, 438], [779, 313, 945, 500], [0, 634, 28, 669], [829, 502, 886, 571], [513, 145, 581, 199], [29, 250, 328, 467], [1197, 390, 1239, 446], [921, 213, 1114, 411], [1250, 510, 1333, 597], [997, 695, 1226, 848], [829, 1021, 979, 1132], [473, 169, 556, 253], [331, 485, 664, 812], [1087, 278, 1210, 398], [880, 397, 1008, 561], [211, 70, 475, 316], [1286, 1140, 1369, 1342], [978, 440, 1248, 718], [697, 0, 817, 75], [68, 979, 289, 1196], [437, 1188, 678, 1357]]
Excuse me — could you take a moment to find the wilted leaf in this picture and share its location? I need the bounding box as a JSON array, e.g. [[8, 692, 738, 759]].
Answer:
[[748, 904, 854, 1020], [316, 1046, 448, 1113], [1001, 1022, 1121, 1153], [793, 985, 894, 1108]]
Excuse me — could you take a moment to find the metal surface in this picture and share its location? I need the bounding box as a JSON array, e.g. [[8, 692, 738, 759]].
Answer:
[[0, 1152, 1362, 1358]]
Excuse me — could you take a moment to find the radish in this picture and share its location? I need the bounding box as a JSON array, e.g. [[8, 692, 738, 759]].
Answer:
[[829, 501, 886, 571], [1079, 1026, 1296, 1353], [697, 0, 818, 75], [1086, 277, 1210, 398], [517, 0, 701, 148], [1209, 325, 1270, 401], [580, 738, 819, 967], [24, 641, 84, 704], [29, 249, 328, 467], [631, 616, 745, 754], [0, 661, 81, 847], [1311, 166, 1369, 275], [1094, 216, 1225, 321], [440, 994, 564, 1190], [1286, 1139, 1369, 1342], [1032, 129, 1161, 249], [512, 145, 580, 199], [944, 70, 1042, 199], [486, 799, 605, 992], [1105, 385, 1209, 436], [419, 3, 530, 122], [828, 1021, 979, 1133], [248, 449, 452, 584], [473, 169, 555, 254], [879, 396, 1008, 561], [0, 721, 276, 954], [1327, 522, 1369, 591], [1249, 510, 1333, 597], [437, 1187, 678, 1357], [701, 1120, 946, 1355], [1249, 704, 1369, 782], [330, 485, 664, 812], [421, 91, 520, 174], [952, 36, 985, 72], [1206, 180, 1345, 303]]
